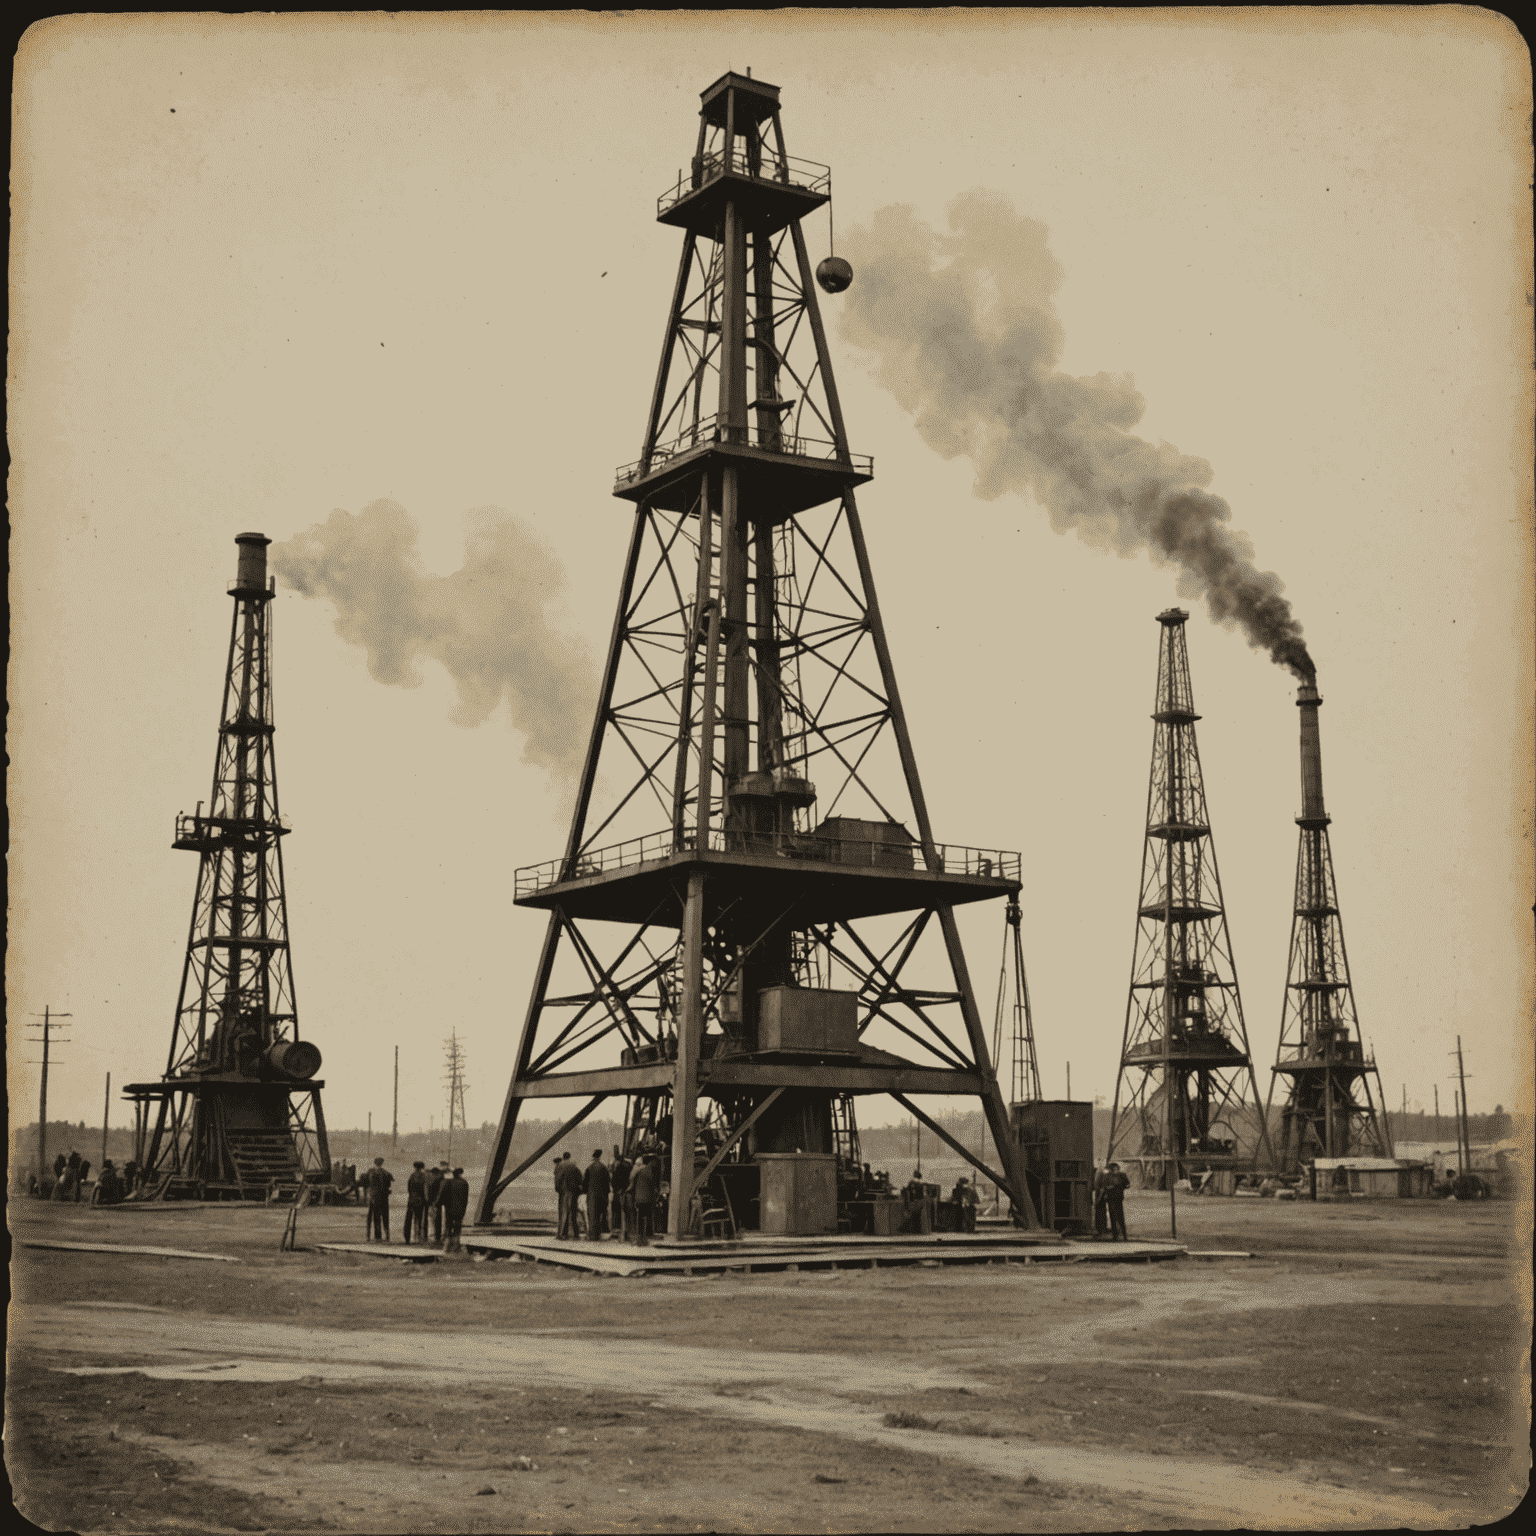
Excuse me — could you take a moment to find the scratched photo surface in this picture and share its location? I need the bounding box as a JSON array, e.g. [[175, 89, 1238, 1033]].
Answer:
[[8, 11, 1531, 1534]]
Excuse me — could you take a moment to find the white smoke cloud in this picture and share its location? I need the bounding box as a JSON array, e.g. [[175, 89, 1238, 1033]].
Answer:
[[272, 500, 595, 782]]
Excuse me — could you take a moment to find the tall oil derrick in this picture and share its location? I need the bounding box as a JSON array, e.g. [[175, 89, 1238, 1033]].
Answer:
[[478, 72, 1039, 1234], [127, 533, 328, 1200], [993, 898, 1042, 1108], [1106, 610, 1274, 1185], [1265, 684, 1392, 1168]]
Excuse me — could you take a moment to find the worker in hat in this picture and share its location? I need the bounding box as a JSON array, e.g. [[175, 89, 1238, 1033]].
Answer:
[[442, 1167, 470, 1252], [364, 1156, 393, 1242], [1104, 1162, 1130, 1240], [425, 1160, 449, 1245], [949, 1176, 979, 1233], [404, 1161, 428, 1244]]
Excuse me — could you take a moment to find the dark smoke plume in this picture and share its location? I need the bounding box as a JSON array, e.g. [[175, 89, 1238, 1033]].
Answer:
[[272, 500, 595, 781], [839, 191, 1315, 680]]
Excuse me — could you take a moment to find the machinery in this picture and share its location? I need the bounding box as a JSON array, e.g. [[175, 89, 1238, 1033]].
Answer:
[[126, 533, 330, 1201], [478, 71, 1039, 1236], [1012, 1100, 1094, 1235], [1265, 683, 1392, 1169], [1106, 610, 1275, 1185]]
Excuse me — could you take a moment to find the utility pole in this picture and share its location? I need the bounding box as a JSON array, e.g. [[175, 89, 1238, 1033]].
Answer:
[[1400, 1084, 1407, 1143], [101, 1073, 111, 1172], [1434, 1083, 1440, 1140], [1066, 1061, 1071, 1101], [393, 1046, 399, 1150], [1454, 1036, 1472, 1174], [367, 1112, 372, 1162], [28, 1008, 73, 1183]]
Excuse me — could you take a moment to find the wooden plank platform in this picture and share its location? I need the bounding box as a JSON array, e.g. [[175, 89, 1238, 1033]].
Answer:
[[23, 1240, 242, 1263], [464, 1232, 1184, 1276], [315, 1242, 443, 1263]]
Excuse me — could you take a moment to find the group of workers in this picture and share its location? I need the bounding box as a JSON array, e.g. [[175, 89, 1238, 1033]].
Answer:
[[554, 1146, 666, 1244], [354, 1157, 471, 1249], [26, 1150, 146, 1203]]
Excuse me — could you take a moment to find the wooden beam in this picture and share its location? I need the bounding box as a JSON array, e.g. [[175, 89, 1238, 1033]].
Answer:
[[890, 1092, 1016, 1202], [511, 1064, 675, 1099], [686, 1088, 785, 1203], [489, 1095, 607, 1201], [703, 1062, 984, 1096]]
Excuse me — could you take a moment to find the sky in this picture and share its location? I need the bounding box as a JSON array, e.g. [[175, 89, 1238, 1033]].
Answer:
[[9, 10, 1532, 1145]]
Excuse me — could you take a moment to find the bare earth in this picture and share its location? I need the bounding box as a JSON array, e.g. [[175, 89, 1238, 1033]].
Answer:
[[7, 1192, 1530, 1533]]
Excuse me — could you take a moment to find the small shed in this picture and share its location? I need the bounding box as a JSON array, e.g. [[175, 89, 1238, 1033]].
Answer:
[[1312, 1157, 1433, 1199]]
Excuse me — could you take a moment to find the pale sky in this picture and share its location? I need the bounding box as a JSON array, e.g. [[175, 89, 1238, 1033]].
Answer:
[[9, 10, 1531, 1143]]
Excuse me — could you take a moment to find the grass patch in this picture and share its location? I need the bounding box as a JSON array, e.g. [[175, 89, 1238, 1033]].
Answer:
[[883, 1410, 942, 1430]]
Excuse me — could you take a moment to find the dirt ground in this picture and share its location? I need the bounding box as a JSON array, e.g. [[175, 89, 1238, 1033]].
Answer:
[[7, 1192, 1530, 1533]]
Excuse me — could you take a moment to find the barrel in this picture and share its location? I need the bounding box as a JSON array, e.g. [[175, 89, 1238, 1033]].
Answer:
[[265, 1039, 322, 1079]]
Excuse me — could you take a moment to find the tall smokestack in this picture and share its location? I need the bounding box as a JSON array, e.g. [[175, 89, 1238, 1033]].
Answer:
[[1296, 683, 1329, 827], [233, 531, 272, 596]]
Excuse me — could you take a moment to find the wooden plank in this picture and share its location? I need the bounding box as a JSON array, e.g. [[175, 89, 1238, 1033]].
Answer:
[[23, 1240, 241, 1263], [315, 1243, 441, 1264]]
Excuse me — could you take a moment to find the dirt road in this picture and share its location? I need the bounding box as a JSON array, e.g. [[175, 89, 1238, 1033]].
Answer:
[[7, 1192, 1528, 1532]]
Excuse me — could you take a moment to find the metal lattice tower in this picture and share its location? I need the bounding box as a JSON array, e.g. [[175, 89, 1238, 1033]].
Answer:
[[478, 72, 1038, 1232], [1265, 685, 1392, 1169], [1107, 610, 1274, 1184], [128, 534, 328, 1200], [444, 1030, 470, 1152]]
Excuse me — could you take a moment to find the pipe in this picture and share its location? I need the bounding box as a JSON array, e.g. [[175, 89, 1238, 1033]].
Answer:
[[1296, 684, 1328, 824]]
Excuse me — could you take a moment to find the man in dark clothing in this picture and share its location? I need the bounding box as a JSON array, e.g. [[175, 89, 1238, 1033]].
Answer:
[[631, 1155, 658, 1245], [556, 1153, 581, 1240], [1092, 1165, 1110, 1235], [610, 1144, 632, 1239], [584, 1150, 611, 1240], [404, 1162, 428, 1244], [950, 1177, 979, 1233], [442, 1167, 470, 1251], [123, 1159, 139, 1194], [65, 1150, 82, 1201], [424, 1162, 447, 1245], [77, 1159, 92, 1201], [1104, 1162, 1130, 1240], [94, 1161, 122, 1206], [364, 1157, 393, 1241]]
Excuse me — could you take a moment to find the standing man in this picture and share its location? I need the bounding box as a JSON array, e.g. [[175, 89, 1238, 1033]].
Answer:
[[1092, 1164, 1110, 1237], [1105, 1161, 1130, 1241], [365, 1156, 393, 1242], [442, 1166, 470, 1252], [404, 1161, 428, 1245], [556, 1152, 581, 1240], [631, 1154, 658, 1246], [77, 1158, 92, 1202], [424, 1161, 447, 1246], [584, 1149, 611, 1241], [950, 1177, 979, 1233], [610, 1144, 631, 1240]]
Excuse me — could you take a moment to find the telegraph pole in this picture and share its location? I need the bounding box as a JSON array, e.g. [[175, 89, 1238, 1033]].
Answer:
[[29, 1008, 73, 1183], [1454, 1037, 1472, 1174], [1434, 1083, 1440, 1140], [101, 1073, 111, 1172], [392, 1046, 399, 1150]]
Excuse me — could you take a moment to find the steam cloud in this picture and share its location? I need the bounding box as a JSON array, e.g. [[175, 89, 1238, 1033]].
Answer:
[[272, 501, 595, 781], [840, 191, 1315, 680]]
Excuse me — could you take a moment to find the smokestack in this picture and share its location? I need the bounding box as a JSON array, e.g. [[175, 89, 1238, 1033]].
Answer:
[[233, 531, 272, 596], [1296, 683, 1329, 826]]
